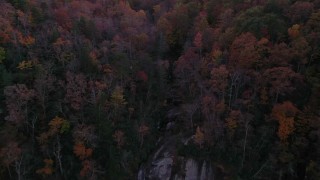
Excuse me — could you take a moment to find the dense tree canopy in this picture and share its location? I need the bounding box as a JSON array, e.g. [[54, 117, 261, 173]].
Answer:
[[0, 0, 320, 179]]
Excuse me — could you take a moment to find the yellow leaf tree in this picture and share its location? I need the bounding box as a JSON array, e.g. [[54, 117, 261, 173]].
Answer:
[[194, 126, 204, 148], [111, 86, 127, 108]]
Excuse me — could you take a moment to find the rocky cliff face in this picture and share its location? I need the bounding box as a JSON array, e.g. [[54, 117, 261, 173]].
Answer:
[[138, 135, 215, 180]]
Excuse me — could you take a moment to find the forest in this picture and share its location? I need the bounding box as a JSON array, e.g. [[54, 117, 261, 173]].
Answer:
[[0, 0, 320, 179]]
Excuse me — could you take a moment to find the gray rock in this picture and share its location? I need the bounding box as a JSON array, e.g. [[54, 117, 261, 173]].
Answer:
[[200, 161, 214, 180], [137, 134, 215, 180], [150, 157, 173, 180], [185, 159, 198, 180]]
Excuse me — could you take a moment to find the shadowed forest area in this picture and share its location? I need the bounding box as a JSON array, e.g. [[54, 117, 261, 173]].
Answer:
[[0, 0, 320, 179]]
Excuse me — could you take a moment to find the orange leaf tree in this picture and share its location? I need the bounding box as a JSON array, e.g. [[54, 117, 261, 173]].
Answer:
[[272, 101, 299, 142], [36, 159, 54, 176]]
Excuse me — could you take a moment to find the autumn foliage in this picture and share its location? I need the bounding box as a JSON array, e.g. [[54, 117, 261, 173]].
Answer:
[[73, 143, 93, 160], [272, 101, 299, 142], [36, 159, 54, 176], [0, 0, 319, 179]]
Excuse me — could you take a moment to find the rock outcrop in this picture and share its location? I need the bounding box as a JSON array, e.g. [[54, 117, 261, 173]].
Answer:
[[138, 135, 214, 180]]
